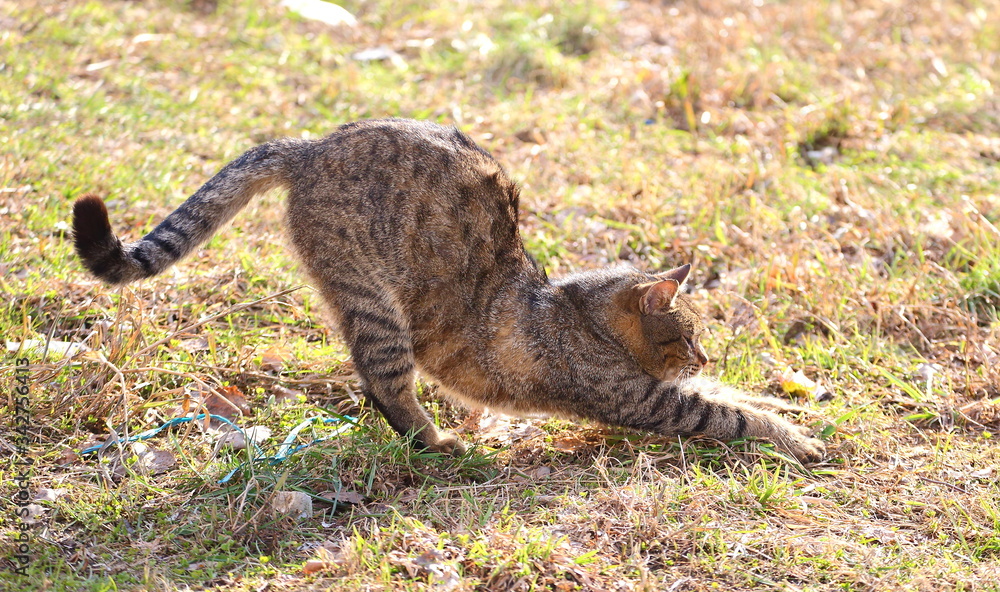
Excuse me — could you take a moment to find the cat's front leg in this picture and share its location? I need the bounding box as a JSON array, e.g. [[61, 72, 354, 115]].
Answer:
[[716, 404, 826, 464], [625, 377, 827, 464], [674, 378, 826, 463], [729, 392, 822, 416]]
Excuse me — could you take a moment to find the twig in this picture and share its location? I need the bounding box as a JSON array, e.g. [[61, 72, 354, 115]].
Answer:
[[134, 285, 304, 357], [918, 476, 970, 495], [151, 360, 356, 385]]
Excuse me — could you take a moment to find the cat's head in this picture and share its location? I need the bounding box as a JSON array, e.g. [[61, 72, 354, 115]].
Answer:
[[609, 263, 709, 382]]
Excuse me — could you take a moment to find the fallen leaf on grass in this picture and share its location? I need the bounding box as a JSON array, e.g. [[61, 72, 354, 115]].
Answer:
[[270, 385, 306, 406], [281, 0, 357, 28], [958, 399, 1000, 428], [260, 347, 293, 373], [6, 338, 88, 359], [514, 465, 552, 482], [209, 385, 251, 417], [412, 550, 461, 589], [515, 127, 547, 144], [477, 412, 546, 444], [550, 435, 592, 453], [219, 425, 272, 450], [303, 546, 347, 575], [178, 336, 209, 352], [186, 561, 218, 572], [184, 384, 251, 424], [351, 46, 407, 70], [19, 504, 45, 524], [318, 489, 364, 505], [34, 488, 68, 502], [772, 365, 835, 402], [57, 449, 79, 465], [132, 443, 177, 475], [397, 488, 420, 503], [385, 550, 460, 590], [780, 369, 817, 396]]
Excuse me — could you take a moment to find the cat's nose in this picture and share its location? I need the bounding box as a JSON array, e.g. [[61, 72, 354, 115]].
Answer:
[[695, 344, 709, 367]]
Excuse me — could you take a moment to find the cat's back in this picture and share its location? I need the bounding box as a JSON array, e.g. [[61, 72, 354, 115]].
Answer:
[[284, 118, 530, 302], [290, 118, 498, 196]]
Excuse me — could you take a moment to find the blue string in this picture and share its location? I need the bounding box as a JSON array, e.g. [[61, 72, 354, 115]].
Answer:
[[79, 413, 357, 483]]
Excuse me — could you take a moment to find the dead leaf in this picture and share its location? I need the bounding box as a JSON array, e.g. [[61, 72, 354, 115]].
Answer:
[[271, 385, 305, 406], [779, 369, 817, 397], [509, 424, 546, 442], [132, 444, 177, 475], [958, 399, 1000, 427], [134, 538, 163, 553], [219, 425, 272, 450], [57, 449, 79, 465], [20, 504, 45, 524], [34, 488, 68, 502], [185, 384, 251, 423], [398, 488, 420, 503], [477, 412, 546, 444], [281, 0, 357, 28], [186, 561, 218, 572], [260, 347, 291, 373], [319, 489, 364, 505], [351, 46, 407, 70], [550, 436, 591, 453], [178, 336, 209, 352], [6, 338, 88, 359], [515, 465, 552, 482], [412, 550, 461, 590], [729, 300, 760, 334], [303, 545, 346, 575], [302, 559, 328, 575], [515, 128, 547, 144]]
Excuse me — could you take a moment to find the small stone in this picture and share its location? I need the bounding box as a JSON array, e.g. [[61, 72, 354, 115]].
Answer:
[[220, 426, 272, 450], [273, 491, 312, 519]]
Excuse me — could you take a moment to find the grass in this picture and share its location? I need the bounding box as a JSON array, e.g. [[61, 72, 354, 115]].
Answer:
[[2, 0, 999, 589]]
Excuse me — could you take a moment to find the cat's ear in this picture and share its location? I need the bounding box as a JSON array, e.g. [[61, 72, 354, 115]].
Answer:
[[637, 265, 691, 315], [654, 263, 691, 287], [638, 280, 680, 315]]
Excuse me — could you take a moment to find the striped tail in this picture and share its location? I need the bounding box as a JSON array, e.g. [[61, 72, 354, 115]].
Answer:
[[73, 138, 307, 285]]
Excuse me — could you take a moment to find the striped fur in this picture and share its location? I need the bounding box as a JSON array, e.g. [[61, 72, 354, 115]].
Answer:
[[73, 139, 304, 284], [72, 118, 825, 463]]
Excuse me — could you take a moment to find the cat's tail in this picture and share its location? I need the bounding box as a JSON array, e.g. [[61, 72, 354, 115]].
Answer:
[[73, 138, 309, 285]]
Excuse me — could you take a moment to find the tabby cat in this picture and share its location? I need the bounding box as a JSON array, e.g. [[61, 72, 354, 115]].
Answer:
[[73, 118, 825, 463]]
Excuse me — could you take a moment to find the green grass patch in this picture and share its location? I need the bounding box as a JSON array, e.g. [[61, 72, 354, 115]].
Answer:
[[2, 0, 999, 589]]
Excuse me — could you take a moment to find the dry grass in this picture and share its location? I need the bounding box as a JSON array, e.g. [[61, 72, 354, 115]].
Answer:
[[1, 0, 999, 590]]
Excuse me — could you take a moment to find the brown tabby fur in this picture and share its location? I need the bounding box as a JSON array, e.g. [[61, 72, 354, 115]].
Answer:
[[72, 118, 825, 463]]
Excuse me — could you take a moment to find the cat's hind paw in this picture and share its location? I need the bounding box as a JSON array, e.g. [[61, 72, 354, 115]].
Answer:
[[421, 430, 467, 457]]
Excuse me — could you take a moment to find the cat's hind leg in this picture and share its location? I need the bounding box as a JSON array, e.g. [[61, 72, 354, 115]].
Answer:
[[329, 286, 463, 455]]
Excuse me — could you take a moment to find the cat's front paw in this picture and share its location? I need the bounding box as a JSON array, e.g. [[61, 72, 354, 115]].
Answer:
[[782, 427, 826, 464]]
